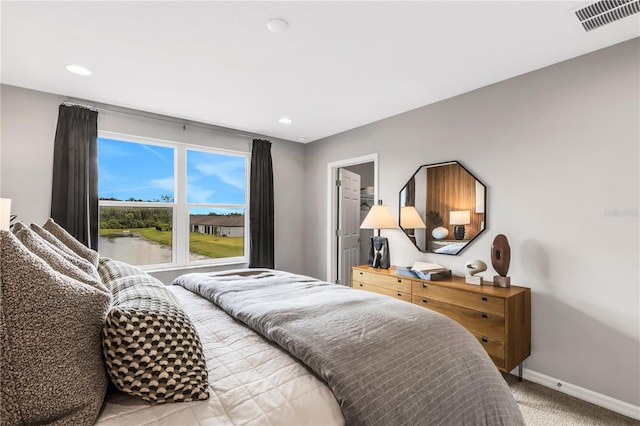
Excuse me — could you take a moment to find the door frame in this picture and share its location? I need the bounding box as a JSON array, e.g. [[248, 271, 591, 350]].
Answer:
[[326, 153, 379, 283]]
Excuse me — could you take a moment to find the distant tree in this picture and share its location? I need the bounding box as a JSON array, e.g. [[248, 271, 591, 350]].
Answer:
[[100, 206, 173, 230]]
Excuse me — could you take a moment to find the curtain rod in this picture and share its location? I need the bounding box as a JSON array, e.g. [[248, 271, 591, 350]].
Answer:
[[63, 97, 269, 141]]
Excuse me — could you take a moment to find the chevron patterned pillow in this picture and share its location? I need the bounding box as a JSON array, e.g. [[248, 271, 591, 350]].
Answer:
[[102, 283, 209, 403]]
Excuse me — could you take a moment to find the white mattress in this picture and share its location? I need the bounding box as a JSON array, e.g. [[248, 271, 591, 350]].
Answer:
[[96, 286, 344, 426]]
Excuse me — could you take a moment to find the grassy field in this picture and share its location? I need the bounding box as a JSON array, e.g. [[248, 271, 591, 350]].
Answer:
[[100, 228, 243, 258], [189, 232, 243, 258]]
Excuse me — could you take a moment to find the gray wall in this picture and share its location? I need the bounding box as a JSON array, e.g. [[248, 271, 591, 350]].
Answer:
[[304, 39, 639, 406], [0, 84, 307, 279]]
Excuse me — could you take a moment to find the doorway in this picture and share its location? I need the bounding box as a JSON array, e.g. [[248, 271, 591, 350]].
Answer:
[[326, 154, 378, 284]]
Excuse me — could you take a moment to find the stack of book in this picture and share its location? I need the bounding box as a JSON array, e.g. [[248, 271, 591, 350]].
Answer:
[[396, 261, 452, 281]]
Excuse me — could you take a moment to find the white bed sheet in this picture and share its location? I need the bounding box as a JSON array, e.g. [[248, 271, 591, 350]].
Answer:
[[96, 286, 344, 426]]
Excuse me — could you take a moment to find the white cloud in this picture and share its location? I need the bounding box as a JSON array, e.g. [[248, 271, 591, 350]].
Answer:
[[142, 144, 172, 163], [108, 176, 174, 196], [187, 183, 215, 203], [193, 161, 245, 190], [99, 166, 117, 182], [148, 177, 175, 192]]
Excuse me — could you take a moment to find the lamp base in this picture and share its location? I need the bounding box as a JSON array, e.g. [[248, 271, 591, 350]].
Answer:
[[454, 225, 466, 240], [368, 236, 390, 269]]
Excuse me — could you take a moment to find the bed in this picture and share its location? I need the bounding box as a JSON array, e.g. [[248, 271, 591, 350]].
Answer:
[[1, 223, 525, 426], [98, 269, 524, 426]]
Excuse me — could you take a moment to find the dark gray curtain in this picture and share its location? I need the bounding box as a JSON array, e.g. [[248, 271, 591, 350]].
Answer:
[[249, 139, 274, 268], [50, 104, 99, 249]]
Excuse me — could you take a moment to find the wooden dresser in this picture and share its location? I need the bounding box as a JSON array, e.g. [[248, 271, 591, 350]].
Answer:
[[351, 265, 531, 375]]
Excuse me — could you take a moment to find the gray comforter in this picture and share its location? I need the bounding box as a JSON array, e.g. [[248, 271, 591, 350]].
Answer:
[[174, 269, 525, 426]]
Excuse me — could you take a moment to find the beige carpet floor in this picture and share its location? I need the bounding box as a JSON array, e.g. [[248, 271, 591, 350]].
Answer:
[[503, 374, 639, 425]]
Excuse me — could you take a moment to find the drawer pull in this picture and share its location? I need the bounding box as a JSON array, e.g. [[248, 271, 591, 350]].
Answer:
[[481, 295, 488, 302], [422, 298, 428, 304], [397, 292, 402, 297], [359, 283, 363, 287], [359, 272, 363, 275], [482, 312, 488, 319], [397, 279, 402, 283], [422, 283, 428, 288], [481, 337, 488, 343]]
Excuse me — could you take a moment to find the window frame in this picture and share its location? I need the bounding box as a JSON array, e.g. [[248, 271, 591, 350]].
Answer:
[[98, 131, 250, 271]]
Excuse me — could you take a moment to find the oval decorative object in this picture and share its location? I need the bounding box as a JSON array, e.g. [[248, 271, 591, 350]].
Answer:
[[431, 226, 449, 240], [491, 234, 510, 276], [491, 234, 511, 288], [398, 161, 487, 256]]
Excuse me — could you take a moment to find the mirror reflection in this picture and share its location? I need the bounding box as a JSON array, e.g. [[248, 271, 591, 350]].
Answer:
[[399, 161, 486, 255]]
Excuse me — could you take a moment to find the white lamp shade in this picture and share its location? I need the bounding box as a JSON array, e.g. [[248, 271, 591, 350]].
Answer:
[[400, 206, 426, 229], [0, 198, 12, 231], [450, 210, 470, 225], [360, 203, 398, 230]]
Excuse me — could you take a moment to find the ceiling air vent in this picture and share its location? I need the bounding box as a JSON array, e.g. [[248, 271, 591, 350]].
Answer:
[[575, 0, 639, 31]]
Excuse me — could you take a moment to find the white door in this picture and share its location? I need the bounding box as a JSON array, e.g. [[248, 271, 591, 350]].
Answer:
[[337, 168, 361, 286]]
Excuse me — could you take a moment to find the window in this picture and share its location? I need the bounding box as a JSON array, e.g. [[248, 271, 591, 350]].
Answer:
[[98, 133, 249, 268]]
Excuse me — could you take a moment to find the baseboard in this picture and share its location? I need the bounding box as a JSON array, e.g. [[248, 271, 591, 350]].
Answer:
[[515, 368, 640, 420]]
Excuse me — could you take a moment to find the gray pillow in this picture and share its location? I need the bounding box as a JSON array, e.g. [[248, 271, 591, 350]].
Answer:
[[0, 230, 112, 425], [30, 223, 78, 256], [15, 228, 107, 292], [43, 218, 99, 267], [11, 221, 26, 234], [29, 223, 99, 279]]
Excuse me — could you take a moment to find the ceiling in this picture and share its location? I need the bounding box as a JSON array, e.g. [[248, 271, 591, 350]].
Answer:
[[1, 1, 638, 143]]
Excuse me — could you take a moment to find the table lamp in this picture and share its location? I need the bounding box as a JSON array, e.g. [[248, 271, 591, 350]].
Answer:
[[450, 210, 470, 240], [400, 206, 426, 229], [360, 200, 398, 269], [400, 206, 426, 247]]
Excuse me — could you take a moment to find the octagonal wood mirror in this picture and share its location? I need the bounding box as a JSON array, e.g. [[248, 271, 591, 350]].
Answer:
[[399, 161, 486, 255]]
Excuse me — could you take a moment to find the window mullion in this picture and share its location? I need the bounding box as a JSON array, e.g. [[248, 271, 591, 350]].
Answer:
[[175, 146, 188, 265]]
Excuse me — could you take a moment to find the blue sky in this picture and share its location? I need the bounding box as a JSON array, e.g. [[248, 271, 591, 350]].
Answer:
[[98, 137, 246, 205]]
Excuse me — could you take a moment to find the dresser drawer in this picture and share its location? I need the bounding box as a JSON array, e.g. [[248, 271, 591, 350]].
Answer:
[[354, 281, 411, 302], [412, 281, 504, 316], [352, 270, 411, 293], [474, 334, 505, 369], [411, 295, 504, 341]]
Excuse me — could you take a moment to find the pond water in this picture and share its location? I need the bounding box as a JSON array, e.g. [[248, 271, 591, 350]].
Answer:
[[99, 235, 171, 265], [99, 234, 210, 265]]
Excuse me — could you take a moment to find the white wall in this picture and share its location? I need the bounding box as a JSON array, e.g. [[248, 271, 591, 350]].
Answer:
[[303, 39, 639, 408], [0, 84, 307, 279]]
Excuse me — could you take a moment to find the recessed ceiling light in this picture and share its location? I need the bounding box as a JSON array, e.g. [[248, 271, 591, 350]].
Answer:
[[267, 18, 289, 33], [279, 117, 292, 125], [65, 64, 92, 76]]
